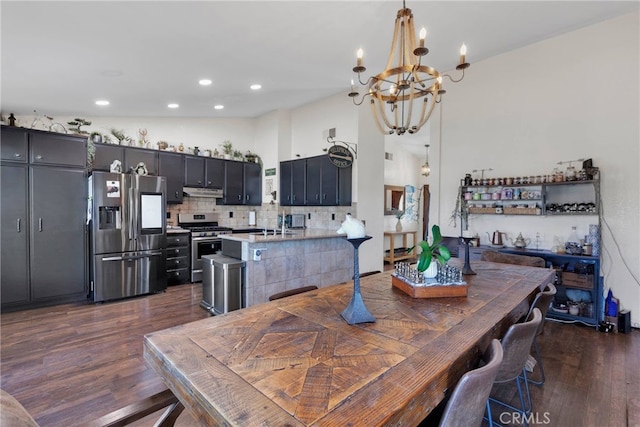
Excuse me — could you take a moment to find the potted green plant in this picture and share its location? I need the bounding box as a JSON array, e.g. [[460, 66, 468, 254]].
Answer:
[[409, 224, 452, 276], [220, 140, 233, 159]]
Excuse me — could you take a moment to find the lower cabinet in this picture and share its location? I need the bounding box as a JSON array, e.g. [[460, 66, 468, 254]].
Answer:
[[1, 163, 87, 311], [166, 232, 191, 285], [499, 248, 602, 326]]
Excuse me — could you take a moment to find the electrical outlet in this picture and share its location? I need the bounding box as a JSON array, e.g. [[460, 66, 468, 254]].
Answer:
[[332, 213, 335, 220], [253, 248, 264, 261], [229, 211, 233, 218]]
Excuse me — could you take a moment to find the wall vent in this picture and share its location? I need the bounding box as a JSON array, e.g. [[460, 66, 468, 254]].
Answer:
[[385, 152, 393, 160]]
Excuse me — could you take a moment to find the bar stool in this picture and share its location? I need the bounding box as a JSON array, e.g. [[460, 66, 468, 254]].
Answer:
[[487, 308, 542, 427], [438, 339, 503, 427]]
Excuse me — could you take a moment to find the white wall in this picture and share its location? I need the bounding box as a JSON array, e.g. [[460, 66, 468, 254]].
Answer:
[[434, 12, 640, 326]]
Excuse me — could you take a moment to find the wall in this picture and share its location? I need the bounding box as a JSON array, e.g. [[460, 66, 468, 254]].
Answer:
[[434, 12, 640, 326]]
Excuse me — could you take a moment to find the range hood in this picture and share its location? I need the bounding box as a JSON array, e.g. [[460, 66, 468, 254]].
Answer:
[[183, 187, 223, 198]]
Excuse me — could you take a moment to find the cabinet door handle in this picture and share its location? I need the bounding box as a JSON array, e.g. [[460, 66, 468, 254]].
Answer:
[[175, 191, 179, 198], [245, 195, 249, 201], [38, 218, 43, 231], [238, 195, 242, 200], [36, 155, 43, 160], [207, 181, 212, 186], [14, 153, 22, 158], [198, 180, 202, 185], [17, 218, 21, 232]]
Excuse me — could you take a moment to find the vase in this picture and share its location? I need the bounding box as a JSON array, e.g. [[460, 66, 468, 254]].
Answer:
[[395, 219, 403, 232], [423, 262, 438, 279]]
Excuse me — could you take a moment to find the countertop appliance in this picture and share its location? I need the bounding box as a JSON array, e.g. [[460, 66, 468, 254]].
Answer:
[[178, 213, 232, 282], [277, 213, 306, 229], [88, 172, 167, 302]]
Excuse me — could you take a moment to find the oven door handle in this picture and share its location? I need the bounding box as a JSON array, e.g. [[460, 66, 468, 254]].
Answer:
[[191, 236, 223, 242]]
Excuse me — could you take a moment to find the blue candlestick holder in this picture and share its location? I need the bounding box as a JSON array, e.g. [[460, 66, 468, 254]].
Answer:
[[341, 236, 376, 325]]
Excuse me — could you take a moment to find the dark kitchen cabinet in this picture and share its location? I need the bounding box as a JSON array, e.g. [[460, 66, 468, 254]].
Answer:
[[184, 156, 205, 187], [92, 143, 158, 176], [1, 126, 28, 162], [159, 152, 184, 204], [222, 161, 262, 206], [1, 127, 87, 311], [223, 161, 243, 204], [166, 232, 190, 285], [30, 131, 86, 168], [280, 161, 293, 206], [279, 156, 351, 206], [124, 147, 158, 175], [30, 167, 87, 300], [1, 164, 29, 304], [205, 158, 225, 189], [306, 155, 339, 206], [243, 162, 262, 205], [338, 165, 352, 206], [93, 143, 123, 172], [184, 156, 225, 189]]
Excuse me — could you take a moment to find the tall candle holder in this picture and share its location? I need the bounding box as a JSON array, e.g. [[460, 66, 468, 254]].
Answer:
[[460, 236, 476, 275], [341, 236, 376, 325]]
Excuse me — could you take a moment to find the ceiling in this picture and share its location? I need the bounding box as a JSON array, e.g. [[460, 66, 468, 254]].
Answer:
[[1, 1, 638, 121]]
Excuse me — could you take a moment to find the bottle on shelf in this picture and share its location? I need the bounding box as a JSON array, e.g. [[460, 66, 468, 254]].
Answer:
[[566, 226, 582, 254]]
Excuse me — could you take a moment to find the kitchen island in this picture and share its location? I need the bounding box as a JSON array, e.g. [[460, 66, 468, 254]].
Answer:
[[221, 230, 354, 306]]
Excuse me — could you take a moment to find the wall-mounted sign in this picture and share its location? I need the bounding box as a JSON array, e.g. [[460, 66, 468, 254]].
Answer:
[[327, 145, 353, 168], [265, 168, 276, 176]]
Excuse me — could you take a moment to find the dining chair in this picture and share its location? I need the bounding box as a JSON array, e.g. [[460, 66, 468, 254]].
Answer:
[[268, 285, 318, 301], [487, 308, 542, 427], [480, 250, 546, 268], [0, 388, 184, 427], [438, 339, 503, 427], [523, 283, 557, 386]]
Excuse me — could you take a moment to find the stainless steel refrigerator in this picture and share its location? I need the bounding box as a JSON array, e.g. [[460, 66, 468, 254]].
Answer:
[[88, 171, 167, 302]]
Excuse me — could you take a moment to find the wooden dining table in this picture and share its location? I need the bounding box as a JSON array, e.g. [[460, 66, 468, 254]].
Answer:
[[144, 259, 554, 426]]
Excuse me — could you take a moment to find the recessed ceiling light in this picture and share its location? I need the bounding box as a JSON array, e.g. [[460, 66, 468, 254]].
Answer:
[[214, 105, 224, 110], [168, 103, 179, 109], [199, 79, 212, 86], [95, 100, 110, 106], [250, 84, 262, 90]]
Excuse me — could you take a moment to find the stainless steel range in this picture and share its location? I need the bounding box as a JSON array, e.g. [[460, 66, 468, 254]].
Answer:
[[178, 213, 232, 282]]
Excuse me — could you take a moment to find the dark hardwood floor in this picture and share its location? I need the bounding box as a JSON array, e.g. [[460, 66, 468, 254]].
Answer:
[[1, 283, 638, 426]]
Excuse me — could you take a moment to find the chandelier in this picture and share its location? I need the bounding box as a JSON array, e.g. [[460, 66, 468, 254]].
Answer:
[[348, 1, 470, 135]]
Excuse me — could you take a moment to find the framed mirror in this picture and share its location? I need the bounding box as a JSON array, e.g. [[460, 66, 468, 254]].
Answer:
[[384, 185, 405, 215]]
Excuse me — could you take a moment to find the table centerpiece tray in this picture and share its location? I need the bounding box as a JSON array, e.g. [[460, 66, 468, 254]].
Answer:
[[391, 274, 468, 298]]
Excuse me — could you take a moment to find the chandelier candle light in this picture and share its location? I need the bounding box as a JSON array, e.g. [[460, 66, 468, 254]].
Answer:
[[349, 1, 470, 135]]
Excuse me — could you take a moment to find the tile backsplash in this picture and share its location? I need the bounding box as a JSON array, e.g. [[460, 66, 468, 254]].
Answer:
[[167, 198, 354, 230]]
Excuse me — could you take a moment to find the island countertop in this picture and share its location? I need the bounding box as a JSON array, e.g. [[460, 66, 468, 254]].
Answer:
[[221, 228, 343, 243]]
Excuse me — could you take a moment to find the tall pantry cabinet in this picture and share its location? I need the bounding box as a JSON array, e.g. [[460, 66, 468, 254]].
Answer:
[[1, 126, 87, 310]]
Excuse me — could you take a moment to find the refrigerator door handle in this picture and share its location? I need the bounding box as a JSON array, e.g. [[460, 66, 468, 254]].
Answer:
[[102, 251, 164, 262]]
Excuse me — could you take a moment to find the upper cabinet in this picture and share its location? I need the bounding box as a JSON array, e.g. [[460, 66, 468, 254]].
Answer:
[[221, 160, 261, 206], [280, 155, 352, 207], [1, 126, 28, 162], [92, 143, 158, 175], [184, 156, 224, 189], [30, 131, 86, 167], [158, 152, 184, 204]]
